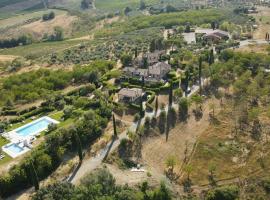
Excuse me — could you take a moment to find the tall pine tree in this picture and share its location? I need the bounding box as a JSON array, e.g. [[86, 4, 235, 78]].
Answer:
[[72, 129, 83, 163], [198, 56, 202, 95], [208, 49, 214, 66], [112, 114, 117, 137], [169, 82, 173, 107], [155, 95, 159, 115], [29, 160, 39, 191]]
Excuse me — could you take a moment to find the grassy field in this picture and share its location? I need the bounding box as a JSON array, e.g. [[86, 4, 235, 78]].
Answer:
[[0, 9, 67, 29], [0, 0, 45, 19], [95, 0, 159, 11], [95, 0, 186, 12], [0, 39, 84, 58], [189, 104, 270, 186], [0, 136, 11, 166]]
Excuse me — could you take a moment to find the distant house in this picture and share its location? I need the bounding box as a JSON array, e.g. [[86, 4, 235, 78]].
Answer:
[[146, 50, 166, 65], [118, 88, 143, 103], [123, 61, 171, 82], [202, 30, 229, 42], [148, 62, 171, 81], [196, 29, 229, 40], [123, 67, 148, 78], [134, 50, 166, 67]]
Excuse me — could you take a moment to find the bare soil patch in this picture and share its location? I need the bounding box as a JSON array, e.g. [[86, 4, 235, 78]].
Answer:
[[235, 44, 269, 54], [21, 13, 77, 39], [0, 54, 18, 62]]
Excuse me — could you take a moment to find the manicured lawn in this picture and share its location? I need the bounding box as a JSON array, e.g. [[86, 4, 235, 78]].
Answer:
[[0, 152, 12, 166], [0, 136, 12, 165], [6, 117, 33, 132], [0, 136, 8, 147], [49, 111, 64, 121]]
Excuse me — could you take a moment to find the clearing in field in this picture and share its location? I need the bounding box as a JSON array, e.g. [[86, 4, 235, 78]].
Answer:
[[0, 9, 76, 40], [0, 55, 18, 62]]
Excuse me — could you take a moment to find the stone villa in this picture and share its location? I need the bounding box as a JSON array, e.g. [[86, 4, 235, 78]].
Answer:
[[118, 88, 143, 103]]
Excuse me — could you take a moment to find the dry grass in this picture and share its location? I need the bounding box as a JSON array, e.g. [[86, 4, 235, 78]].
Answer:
[[250, 6, 270, 40], [0, 54, 18, 62], [235, 44, 270, 54], [189, 102, 270, 186], [0, 10, 76, 40], [21, 13, 77, 39], [141, 98, 221, 178]]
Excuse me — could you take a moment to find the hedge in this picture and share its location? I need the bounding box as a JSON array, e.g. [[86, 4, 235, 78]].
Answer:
[[146, 91, 156, 104]]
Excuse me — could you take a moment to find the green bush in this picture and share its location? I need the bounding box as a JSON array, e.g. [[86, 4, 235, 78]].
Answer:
[[206, 185, 239, 200], [262, 178, 270, 193]]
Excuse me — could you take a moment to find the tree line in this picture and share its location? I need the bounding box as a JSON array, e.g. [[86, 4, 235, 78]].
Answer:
[[0, 34, 33, 49], [0, 60, 114, 106], [32, 168, 172, 200]]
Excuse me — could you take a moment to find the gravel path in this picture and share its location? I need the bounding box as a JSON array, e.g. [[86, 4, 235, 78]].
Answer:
[[69, 79, 207, 184]]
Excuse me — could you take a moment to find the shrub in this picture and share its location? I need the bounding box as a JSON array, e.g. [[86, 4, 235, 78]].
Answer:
[[47, 123, 57, 132], [42, 11, 55, 21], [262, 178, 270, 193], [206, 185, 239, 200], [134, 113, 140, 122]]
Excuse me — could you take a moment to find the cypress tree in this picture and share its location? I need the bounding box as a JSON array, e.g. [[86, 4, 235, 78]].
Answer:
[[140, 98, 144, 118], [113, 114, 117, 137], [198, 56, 202, 95], [155, 95, 159, 115], [30, 160, 39, 191], [73, 129, 83, 162], [169, 82, 173, 107], [178, 98, 188, 122], [166, 110, 170, 141], [184, 70, 190, 97], [208, 49, 214, 65], [135, 47, 138, 58], [150, 39, 156, 52]]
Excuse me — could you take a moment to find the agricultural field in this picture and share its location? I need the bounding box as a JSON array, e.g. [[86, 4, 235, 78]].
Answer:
[[0, 9, 77, 40], [0, 0, 45, 19], [0, 39, 83, 58]]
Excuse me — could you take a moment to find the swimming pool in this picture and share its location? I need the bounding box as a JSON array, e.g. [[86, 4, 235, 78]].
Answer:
[[14, 116, 59, 138], [16, 118, 53, 137], [2, 116, 59, 158], [5, 143, 24, 153], [2, 143, 29, 158]]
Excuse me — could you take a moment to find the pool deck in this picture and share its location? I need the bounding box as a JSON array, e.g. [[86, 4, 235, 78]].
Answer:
[[4, 116, 59, 142], [1, 116, 59, 158], [2, 143, 30, 158]]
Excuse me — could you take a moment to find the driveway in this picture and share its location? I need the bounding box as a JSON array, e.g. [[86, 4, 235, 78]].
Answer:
[[68, 79, 206, 184]]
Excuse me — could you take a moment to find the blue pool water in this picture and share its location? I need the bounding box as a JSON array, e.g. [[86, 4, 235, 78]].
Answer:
[[16, 118, 53, 137], [6, 143, 24, 153]]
